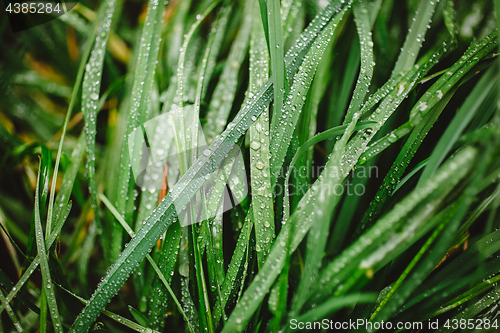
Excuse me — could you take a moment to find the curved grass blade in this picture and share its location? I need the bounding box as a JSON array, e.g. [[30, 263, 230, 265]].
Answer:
[[392, 158, 428, 193], [81, 0, 117, 241], [0, 202, 72, 316], [443, 0, 458, 43], [57, 283, 161, 333], [418, 67, 497, 186], [69, 2, 355, 330], [343, 0, 375, 124], [283, 121, 376, 221], [281, 0, 302, 42], [392, 0, 438, 77], [357, 85, 458, 234]]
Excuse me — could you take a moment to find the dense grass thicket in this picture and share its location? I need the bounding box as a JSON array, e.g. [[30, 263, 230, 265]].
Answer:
[[1, 0, 500, 332]]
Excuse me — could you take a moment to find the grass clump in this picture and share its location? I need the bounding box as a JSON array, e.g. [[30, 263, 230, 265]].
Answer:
[[1, 0, 500, 332]]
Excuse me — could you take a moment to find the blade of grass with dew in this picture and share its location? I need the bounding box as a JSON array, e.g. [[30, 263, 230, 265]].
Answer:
[[69, 2, 356, 330], [281, 0, 302, 42], [34, 151, 63, 333], [343, 0, 376, 124], [443, 0, 458, 44], [370, 145, 494, 324], [357, 85, 458, 234], [341, 40, 452, 188], [98, 192, 195, 333], [204, 0, 252, 143], [201, 4, 231, 101], [282, 121, 376, 221], [212, 215, 253, 324], [361, 56, 498, 165], [43, 0, 107, 254], [248, 0, 274, 268], [270, 2, 350, 188], [401, 243, 500, 322], [173, 0, 222, 171], [177, 3, 248, 316], [391, 0, 438, 77], [292, 1, 339, 208], [418, 67, 498, 186], [392, 158, 429, 193], [56, 283, 162, 333], [369, 210, 452, 321], [148, 222, 182, 330], [114, 0, 166, 260], [81, 0, 117, 245], [425, 273, 500, 320], [435, 288, 500, 332], [0, 288, 23, 332], [135, 83, 162, 232], [0, 202, 72, 316], [24, 146, 51, 270], [267, 0, 285, 133], [163, 0, 192, 81], [311, 146, 477, 304], [323, 0, 378, 253], [409, 32, 498, 127], [221, 109, 360, 332]]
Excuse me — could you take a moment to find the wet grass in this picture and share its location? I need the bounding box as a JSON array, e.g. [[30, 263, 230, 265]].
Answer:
[[1, 0, 500, 332]]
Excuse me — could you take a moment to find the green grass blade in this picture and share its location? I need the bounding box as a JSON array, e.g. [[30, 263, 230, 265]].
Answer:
[[343, 0, 375, 123], [267, 0, 285, 133], [283, 121, 376, 221], [357, 85, 458, 233], [114, 0, 166, 260], [0, 288, 23, 332], [370, 145, 493, 324], [418, 68, 497, 186], [81, 0, 117, 242], [34, 152, 63, 333], [98, 192, 195, 333], [57, 283, 162, 333], [212, 216, 253, 324], [295, 293, 377, 324], [392, 0, 438, 77], [0, 203, 72, 316], [204, 0, 252, 143], [248, 0, 274, 268], [270, 4, 350, 187], [443, 0, 458, 43], [44, 0, 104, 244]]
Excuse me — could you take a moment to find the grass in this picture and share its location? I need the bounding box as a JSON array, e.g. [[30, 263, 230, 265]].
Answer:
[[1, 0, 500, 332]]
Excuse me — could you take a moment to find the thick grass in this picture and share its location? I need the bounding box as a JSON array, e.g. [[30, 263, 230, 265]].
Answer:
[[1, 0, 500, 332]]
